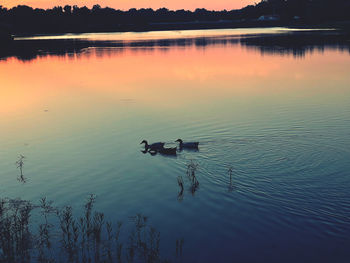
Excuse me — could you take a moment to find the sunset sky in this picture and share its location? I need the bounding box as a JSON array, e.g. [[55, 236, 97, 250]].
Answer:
[[1, 0, 257, 11]]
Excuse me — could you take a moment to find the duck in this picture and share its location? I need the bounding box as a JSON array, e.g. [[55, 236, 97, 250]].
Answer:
[[175, 139, 199, 149], [140, 140, 165, 151], [158, 147, 177, 156]]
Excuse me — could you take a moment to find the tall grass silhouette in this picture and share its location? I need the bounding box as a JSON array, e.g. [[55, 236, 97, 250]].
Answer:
[[186, 160, 199, 196], [0, 194, 180, 263], [15, 155, 27, 183], [177, 176, 184, 202], [228, 166, 234, 192]]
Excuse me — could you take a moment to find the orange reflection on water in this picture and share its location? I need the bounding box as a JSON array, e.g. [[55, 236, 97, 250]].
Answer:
[[1, 41, 350, 120]]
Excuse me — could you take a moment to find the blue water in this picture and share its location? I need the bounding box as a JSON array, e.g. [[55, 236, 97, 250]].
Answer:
[[1, 28, 350, 262]]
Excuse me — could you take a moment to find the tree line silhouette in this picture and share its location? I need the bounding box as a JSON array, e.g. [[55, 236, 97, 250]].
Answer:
[[0, 0, 350, 35]]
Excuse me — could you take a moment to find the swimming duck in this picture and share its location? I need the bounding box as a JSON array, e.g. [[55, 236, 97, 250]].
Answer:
[[175, 139, 199, 149], [140, 140, 165, 151], [158, 147, 177, 156]]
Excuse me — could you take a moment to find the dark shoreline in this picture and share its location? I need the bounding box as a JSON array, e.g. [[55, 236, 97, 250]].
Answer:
[[8, 21, 349, 38], [10, 21, 289, 37], [1, 1, 350, 37], [0, 19, 346, 42]]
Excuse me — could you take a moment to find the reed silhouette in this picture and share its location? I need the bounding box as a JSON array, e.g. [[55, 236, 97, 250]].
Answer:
[[15, 155, 27, 183], [0, 198, 33, 262], [227, 166, 234, 192], [177, 176, 184, 202], [0, 194, 181, 263], [186, 160, 200, 196], [175, 238, 184, 261]]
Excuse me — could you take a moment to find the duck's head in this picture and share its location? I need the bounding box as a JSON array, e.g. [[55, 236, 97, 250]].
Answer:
[[140, 140, 148, 145], [175, 139, 183, 144]]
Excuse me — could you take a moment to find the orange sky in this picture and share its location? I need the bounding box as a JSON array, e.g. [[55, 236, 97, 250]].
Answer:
[[0, 0, 256, 11]]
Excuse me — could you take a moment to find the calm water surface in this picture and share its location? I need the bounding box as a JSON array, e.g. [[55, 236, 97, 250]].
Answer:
[[1, 28, 350, 262]]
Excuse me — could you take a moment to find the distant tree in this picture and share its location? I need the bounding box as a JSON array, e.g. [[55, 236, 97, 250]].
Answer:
[[92, 4, 101, 11], [72, 5, 79, 15], [52, 6, 63, 15], [63, 5, 72, 15]]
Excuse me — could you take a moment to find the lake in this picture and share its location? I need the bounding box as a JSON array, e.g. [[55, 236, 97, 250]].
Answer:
[[1, 28, 350, 262]]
